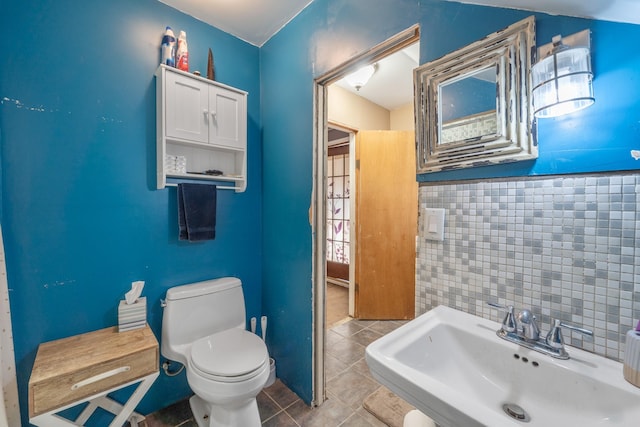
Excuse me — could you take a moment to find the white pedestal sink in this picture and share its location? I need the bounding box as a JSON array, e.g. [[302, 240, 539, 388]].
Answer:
[[365, 305, 640, 427]]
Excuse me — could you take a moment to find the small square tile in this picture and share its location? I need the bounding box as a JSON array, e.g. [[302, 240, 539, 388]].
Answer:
[[416, 173, 640, 363]]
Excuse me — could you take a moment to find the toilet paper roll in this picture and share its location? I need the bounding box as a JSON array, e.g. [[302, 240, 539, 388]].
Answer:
[[623, 330, 640, 388]]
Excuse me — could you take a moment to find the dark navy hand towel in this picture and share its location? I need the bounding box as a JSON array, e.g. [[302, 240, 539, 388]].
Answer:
[[178, 183, 217, 241]]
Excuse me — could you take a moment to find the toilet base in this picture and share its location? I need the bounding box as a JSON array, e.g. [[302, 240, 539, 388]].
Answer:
[[189, 394, 261, 427]]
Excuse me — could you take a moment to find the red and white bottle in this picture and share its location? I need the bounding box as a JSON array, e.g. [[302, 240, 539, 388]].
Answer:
[[176, 31, 189, 72]]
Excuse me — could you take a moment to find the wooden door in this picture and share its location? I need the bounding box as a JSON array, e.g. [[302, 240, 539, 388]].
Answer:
[[355, 131, 417, 320]]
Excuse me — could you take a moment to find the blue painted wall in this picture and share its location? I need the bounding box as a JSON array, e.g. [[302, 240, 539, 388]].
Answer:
[[2, 0, 640, 422], [261, 0, 640, 404], [0, 0, 261, 424]]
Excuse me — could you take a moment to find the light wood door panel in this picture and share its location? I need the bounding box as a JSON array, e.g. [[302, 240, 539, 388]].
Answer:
[[355, 130, 417, 320]]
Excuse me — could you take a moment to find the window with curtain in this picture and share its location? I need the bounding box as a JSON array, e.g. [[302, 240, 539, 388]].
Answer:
[[327, 148, 350, 269]]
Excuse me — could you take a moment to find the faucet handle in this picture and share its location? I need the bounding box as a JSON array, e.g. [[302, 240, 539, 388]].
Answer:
[[487, 302, 517, 333], [546, 319, 593, 349]]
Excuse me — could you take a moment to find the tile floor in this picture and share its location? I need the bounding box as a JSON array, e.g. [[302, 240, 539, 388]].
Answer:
[[144, 318, 408, 426]]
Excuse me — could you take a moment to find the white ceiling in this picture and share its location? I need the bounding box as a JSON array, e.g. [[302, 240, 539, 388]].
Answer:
[[157, 0, 313, 46], [454, 0, 640, 26], [158, 0, 640, 47], [157, 0, 640, 110]]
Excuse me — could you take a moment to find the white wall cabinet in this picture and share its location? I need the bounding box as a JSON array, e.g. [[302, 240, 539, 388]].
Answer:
[[156, 65, 247, 192]]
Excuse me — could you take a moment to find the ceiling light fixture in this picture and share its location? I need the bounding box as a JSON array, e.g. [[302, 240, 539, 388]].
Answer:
[[344, 63, 378, 91], [531, 30, 594, 118]]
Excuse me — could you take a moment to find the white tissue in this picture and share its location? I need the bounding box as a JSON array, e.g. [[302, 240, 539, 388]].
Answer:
[[125, 280, 145, 305]]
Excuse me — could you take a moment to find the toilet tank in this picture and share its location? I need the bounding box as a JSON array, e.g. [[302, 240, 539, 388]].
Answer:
[[161, 277, 247, 363]]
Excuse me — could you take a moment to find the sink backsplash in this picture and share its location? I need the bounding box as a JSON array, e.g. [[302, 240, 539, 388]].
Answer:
[[417, 173, 640, 362]]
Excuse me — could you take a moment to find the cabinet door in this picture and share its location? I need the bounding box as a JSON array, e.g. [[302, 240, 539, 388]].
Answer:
[[209, 87, 246, 149], [165, 72, 209, 144]]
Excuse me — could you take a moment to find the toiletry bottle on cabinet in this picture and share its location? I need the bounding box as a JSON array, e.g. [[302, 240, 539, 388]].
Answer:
[[176, 31, 189, 72], [161, 26, 176, 67]]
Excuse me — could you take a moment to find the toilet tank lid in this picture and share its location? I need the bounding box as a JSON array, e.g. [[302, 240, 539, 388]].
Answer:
[[166, 277, 241, 301]]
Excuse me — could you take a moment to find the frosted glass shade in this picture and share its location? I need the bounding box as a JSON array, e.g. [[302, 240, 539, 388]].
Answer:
[[531, 47, 594, 118], [344, 64, 376, 91]]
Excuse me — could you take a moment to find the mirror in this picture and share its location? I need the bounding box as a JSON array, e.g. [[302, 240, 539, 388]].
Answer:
[[415, 16, 537, 173], [439, 66, 497, 143]]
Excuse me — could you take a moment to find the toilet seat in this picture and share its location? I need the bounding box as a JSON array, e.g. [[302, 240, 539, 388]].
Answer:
[[190, 329, 268, 383]]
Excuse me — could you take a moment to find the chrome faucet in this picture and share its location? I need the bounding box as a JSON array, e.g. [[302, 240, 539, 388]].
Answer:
[[487, 302, 593, 359], [517, 309, 540, 341]]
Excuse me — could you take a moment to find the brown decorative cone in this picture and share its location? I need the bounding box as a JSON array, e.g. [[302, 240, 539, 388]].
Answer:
[[207, 48, 215, 81]]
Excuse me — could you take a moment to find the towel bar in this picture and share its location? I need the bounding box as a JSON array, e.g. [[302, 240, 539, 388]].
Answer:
[[164, 182, 236, 190]]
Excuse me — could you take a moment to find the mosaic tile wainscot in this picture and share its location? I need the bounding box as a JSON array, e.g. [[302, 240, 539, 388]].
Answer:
[[416, 173, 640, 362]]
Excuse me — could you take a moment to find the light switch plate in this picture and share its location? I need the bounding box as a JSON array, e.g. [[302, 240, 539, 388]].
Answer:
[[424, 208, 445, 241]]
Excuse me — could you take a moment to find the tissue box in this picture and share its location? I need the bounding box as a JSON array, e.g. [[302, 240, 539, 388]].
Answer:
[[624, 330, 640, 388], [118, 297, 147, 332]]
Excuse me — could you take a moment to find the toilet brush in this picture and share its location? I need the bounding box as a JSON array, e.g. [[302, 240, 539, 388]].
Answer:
[[250, 317, 256, 334], [261, 316, 276, 387]]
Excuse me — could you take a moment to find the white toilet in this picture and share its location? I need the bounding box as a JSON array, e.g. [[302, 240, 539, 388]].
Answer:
[[161, 277, 269, 427]]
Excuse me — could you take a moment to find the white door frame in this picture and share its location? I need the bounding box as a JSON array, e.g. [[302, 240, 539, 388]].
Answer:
[[311, 25, 420, 406]]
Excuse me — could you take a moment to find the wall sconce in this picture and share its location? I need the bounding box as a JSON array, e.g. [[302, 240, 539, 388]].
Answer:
[[344, 63, 378, 91], [531, 30, 594, 118]]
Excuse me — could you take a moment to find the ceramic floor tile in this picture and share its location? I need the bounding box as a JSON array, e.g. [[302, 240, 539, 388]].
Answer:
[[350, 328, 383, 347], [326, 351, 349, 381], [327, 337, 366, 366], [144, 320, 411, 427], [331, 321, 365, 337], [327, 329, 345, 346], [262, 410, 300, 427], [264, 379, 300, 409], [257, 390, 282, 421], [326, 370, 381, 410], [368, 320, 404, 335], [354, 406, 388, 427], [298, 398, 353, 427], [338, 412, 378, 427], [285, 399, 314, 424], [144, 398, 192, 427], [350, 357, 374, 380], [351, 320, 379, 328]]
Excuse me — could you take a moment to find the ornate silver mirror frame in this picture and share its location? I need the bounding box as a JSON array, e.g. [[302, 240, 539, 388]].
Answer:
[[415, 16, 537, 173]]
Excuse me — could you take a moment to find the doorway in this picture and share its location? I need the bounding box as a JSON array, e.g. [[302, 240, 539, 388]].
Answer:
[[312, 25, 420, 405], [326, 126, 354, 328]]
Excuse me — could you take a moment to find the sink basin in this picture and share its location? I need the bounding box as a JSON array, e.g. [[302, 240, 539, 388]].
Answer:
[[365, 305, 640, 427]]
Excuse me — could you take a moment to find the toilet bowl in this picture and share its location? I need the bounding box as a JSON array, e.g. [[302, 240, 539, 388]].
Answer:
[[161, 277, 269, 427]]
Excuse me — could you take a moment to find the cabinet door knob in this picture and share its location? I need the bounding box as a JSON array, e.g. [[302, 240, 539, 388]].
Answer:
[[203, 109, 209, 118]]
